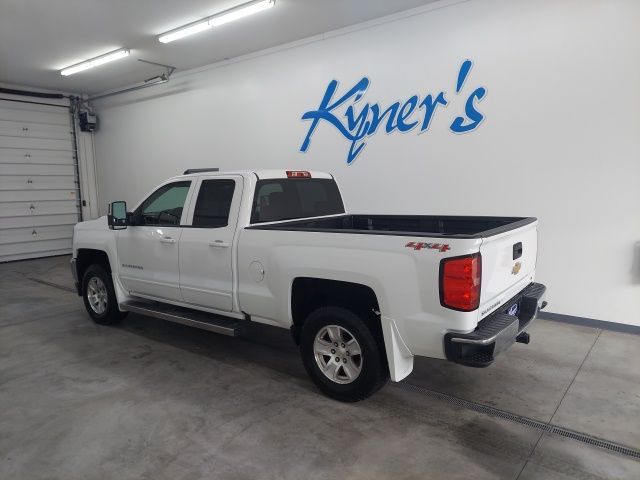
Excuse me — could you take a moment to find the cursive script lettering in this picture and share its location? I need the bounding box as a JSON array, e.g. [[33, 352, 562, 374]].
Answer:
[[300, 60, 487, 164]]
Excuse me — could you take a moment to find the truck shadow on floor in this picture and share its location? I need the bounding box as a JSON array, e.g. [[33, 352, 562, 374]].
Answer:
[[114, 312, 500, 406], [116, 312, 312, 383], [110, 314, 577, 478], [114, 312, 528, 406], [106, 313, 631, 478]]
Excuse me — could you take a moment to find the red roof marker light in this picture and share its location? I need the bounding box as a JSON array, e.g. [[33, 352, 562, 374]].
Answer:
[[286, 170, 311, 178]]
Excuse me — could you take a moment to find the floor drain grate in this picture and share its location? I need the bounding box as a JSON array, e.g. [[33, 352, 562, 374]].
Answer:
[[395, 381, 640, 460]]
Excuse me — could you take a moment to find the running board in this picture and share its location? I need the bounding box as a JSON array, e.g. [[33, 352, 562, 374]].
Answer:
[[120, 300, 245, 336]]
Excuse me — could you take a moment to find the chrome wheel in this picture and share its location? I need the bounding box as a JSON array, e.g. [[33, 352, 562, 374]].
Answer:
[[86, 276, 108, 315], [313, 325, 363, 384]]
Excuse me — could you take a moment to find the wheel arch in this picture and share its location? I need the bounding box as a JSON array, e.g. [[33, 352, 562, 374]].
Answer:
[[290, 277, 382, 345], [75, 248, 112, 293]]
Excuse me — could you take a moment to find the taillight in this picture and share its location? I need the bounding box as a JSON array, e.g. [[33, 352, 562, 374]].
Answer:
[[439, 253, 482, 311], [286, 170, 311, 178]]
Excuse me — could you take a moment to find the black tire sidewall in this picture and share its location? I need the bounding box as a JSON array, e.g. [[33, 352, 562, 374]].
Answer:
[[82, 265, 122, 325], [300, 306, 387, 402]]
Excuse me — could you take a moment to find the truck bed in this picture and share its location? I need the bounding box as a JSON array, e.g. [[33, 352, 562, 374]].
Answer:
[[247, 214, 536, 239]]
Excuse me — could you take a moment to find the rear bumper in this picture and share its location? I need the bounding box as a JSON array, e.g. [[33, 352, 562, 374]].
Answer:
[[444, 282, 547, 367]]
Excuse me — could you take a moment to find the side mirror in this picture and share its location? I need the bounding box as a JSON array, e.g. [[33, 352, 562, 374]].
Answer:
[[108, 201, 128, 230]]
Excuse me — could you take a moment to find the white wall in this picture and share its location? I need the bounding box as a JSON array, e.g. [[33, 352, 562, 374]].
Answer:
[[93, 0, 640, 326]]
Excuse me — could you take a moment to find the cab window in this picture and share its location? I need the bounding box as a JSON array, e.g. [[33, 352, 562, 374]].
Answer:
[[251, 178, 344, 223], [192, 179, 236, 228], [137, 181, 191, 226]]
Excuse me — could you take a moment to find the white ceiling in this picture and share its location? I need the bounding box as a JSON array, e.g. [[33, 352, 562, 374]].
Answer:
[[0, 0, 440, 95]]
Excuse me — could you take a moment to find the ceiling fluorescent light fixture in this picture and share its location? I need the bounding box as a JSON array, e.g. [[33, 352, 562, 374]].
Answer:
[[60, 48, 130, 76], [209, 0, 274, 26], [158, 20, 211, 44], [158, 0, 275, 44]]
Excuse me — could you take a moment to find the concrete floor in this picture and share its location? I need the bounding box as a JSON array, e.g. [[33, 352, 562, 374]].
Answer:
[[1, 256, 639, 480]]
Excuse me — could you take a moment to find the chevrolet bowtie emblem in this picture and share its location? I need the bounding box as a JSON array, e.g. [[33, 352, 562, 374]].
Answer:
[[512, 262, 522, 275]]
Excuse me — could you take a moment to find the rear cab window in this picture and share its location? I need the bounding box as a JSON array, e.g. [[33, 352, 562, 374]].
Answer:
[[251, 178, 344, 223], [192, 179, 236, 228]]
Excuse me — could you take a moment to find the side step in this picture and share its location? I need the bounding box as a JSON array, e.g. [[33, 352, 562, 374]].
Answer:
[[120, 300, 245, 337]]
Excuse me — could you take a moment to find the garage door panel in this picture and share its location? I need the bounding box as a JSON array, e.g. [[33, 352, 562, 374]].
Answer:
[[1, 249, 71, 262], [0, 224, 74, 245], [0, 174, 76, 190], [0, 148, 74, 165], [0, 101, 69, 124], [1, 213, 78, 229], [0, 188, 77, 202], [0, 163, 74, 176], [0, 136, 72, 151], [0, 238, 73, 257], [0, 107, 69, 125], [0, 120, 72, 140], [0, 200, 78, 218]]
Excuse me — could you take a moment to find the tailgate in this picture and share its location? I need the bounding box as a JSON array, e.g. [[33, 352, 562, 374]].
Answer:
[[478, 221, 538, 318]]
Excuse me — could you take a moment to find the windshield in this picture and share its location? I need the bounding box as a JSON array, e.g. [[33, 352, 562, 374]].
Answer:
[[251, 178, 345, 223]]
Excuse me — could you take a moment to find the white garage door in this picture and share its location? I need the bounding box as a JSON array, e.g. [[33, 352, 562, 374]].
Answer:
[[0, 99, 80, 262]]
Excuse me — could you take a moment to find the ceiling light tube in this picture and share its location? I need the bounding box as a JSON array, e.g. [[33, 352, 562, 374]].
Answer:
[[209, 0, 274, 27], [158, 0, 275, 44], [60, 49, 130, 76], [158, 20, 211, 44]]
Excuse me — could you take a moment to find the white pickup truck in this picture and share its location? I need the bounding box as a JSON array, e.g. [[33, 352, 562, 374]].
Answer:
[[71, 169, 546, 402]]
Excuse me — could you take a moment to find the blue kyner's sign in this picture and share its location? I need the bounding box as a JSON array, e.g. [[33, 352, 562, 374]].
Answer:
[[300, 60, 487, 164]]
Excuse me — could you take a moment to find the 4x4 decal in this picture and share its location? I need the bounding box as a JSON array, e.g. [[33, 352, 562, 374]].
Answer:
[[405, 242, 450, 252]]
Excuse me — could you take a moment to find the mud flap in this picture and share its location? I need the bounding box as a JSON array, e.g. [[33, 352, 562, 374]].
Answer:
[[381, 316, 414, 381], [112, 273, 134, 312]]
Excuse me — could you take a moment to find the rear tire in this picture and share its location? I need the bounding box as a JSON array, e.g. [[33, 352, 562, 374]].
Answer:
[[300, 306, 389, 402], [82, 265, 127, 325]]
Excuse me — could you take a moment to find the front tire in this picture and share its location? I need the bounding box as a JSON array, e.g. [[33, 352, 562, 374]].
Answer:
[[82, 265, 127, 325], [300, 306, 389, 402]]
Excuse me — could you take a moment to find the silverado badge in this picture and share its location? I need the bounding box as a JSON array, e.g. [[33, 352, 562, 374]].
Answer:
[[512, 262, 522, 275]]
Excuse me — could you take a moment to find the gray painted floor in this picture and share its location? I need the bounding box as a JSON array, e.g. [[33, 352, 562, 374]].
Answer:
[[1, 255, 638, 480]]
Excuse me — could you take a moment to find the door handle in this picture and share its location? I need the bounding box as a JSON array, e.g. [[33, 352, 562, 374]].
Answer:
[[209, 240, 230, 248], [160, 236, 176, 244]]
